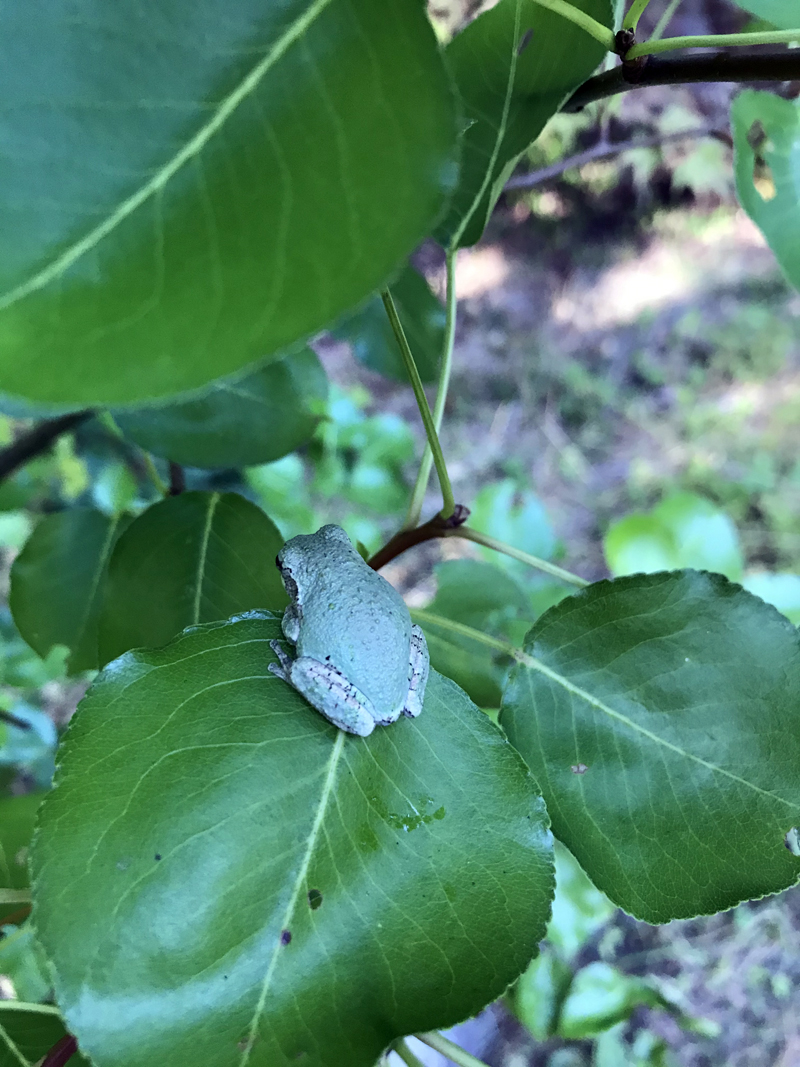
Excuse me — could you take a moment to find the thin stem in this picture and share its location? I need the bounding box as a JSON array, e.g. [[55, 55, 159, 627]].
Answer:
[[0, 708, 32, 731], [412, 609, 521, 659], [530, 0, 616, 49], [450, 527, 588, 586], [381, 289, 455, 519], [98, 412, 169, 496], [563, 50, 800, 111], [0, 888, 32, 905], [623, 0, 652, 32], [627, 27, 800, 59], [41, 1035, 78, 1067], [651, 0, 682, 41], [395, 1041, 428, 1067], [0, 411, 93, 483], [404, 251, 458, 530], [415, 1033, 495, 1067]]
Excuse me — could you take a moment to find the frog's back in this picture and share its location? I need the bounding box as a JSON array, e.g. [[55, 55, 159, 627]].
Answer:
[[296, 551, 412, 714]]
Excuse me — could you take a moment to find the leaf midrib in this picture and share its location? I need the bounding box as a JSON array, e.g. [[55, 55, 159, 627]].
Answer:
[[239, 729, 345, 1065], [0, 0, 338, 312]]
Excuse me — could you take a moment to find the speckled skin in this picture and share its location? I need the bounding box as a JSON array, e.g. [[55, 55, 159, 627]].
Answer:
[[268, 525, 429, 736]]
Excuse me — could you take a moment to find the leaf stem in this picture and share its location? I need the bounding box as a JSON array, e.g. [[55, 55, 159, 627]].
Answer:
[[394, 1041, 428, 1067], [627, 27, 800, 59], [98, 412, 169, 496], [622, 0, 652, 32], [411, 609, 525, 661], [450, 527, 588, 586], [0, 888, 32, 905], [415, 1033, 495, 1067], [651, 0, 682, 41], [381, 289, 456, 519], [530, 0, 616, 50], [404, 251, 458, 530]]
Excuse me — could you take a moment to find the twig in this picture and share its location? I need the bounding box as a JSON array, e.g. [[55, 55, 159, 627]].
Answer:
[[41, 1035, 77, 1067], [0, 708, 32, 731], [504, 124, 721, 191], [564, 50, 800, 112], [368, 507, 470, 572], [0, 412, 93, 483]]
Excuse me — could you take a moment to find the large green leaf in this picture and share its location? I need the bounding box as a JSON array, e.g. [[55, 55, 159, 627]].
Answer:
[[9, 510, 131, 673], [437, 0, 611, 248], [0, 0, 457, 406], [734, 0, 799, 28], [0, 1003, 90, 1067], [98, 491, 286, 664], [732, 90, 800, 292], [112, 349, 328, 469], [501, 570, 800, 922], [32, 613, 554, 1067], [332, 264, 444, 383]]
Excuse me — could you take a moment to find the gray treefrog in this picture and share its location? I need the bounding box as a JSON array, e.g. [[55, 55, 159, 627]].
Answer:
[[268, 524, 429, 736]]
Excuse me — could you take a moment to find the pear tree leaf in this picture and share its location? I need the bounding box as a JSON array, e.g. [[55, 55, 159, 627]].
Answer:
[[98, 491, 287, 665], [9, 510, 131, 673], [113, 349, 328, 469], [733, 0, 799, 28], [32, 613, 554, 1067], [0, 1002, 90, 1067], [0, 0, 457, 405], [501, 570, 800, 922]]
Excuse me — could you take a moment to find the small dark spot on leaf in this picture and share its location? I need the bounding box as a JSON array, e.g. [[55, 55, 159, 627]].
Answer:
[[308, 888, 323, 910], [571, 763, 588, 774], [281, 929, 292, 945], [154, 853, 162, 861], [517, 28, 533, 55]]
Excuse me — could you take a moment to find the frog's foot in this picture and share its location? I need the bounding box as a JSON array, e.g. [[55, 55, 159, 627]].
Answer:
[[403, 624, 429, 719], [289, 656, 377, 737], [268, 639, 293, 684]]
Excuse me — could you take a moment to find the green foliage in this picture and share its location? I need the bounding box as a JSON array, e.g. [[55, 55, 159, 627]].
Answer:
[[437, 0, 613, 247], [502, 571, 800, 922], [32, 613, 554, 1067], [734, 0, 799, 29], [732, 91, 800, 293], [112, 350, 328, 469], [0, 793, 42, 922], [98, 492, 286, 665], [332, 264, 444, 383], [0, 925, 50, 1004], [0, 1002, 92, 1067]]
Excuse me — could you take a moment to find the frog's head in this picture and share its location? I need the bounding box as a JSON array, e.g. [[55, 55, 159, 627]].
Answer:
[[275, 525, 353, 596]]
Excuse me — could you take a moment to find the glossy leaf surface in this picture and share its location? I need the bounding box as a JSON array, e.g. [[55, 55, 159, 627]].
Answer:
[[98, 492, 286, 664], [32, 613, 554, 1067], [113, 350, 328, 469], [0, 1003, 90, 1067], [9, 510, 130, 673], [332, 264, 444, 383], [0, 0, 457, 405], [502, 571, 800, 922], [734, 0, 799, 28], [732, 90, 800, 292], [437, 0, 611, 248]]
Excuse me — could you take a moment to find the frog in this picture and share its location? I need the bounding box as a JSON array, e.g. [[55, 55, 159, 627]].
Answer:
[[268, 524, 429, 737]]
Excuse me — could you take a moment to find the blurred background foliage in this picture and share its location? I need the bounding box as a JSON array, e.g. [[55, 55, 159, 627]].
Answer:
[[3, 0, 800, 1061]]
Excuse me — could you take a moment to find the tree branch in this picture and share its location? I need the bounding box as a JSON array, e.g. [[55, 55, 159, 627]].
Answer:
[[0, 708, 32, 731], [564, 50, 800, 112], [0, 411, 93, 483], [368, 507, 470, 572], [41, 1035, 77, 1067]]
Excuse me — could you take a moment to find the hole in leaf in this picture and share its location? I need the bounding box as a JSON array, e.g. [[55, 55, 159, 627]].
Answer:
[[784, 827, 800, 856], [571, 763, 588, 774]]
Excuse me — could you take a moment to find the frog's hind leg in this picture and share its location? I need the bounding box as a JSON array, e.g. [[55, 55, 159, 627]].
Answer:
[[403, 624, 429, 719], [268, 639, 293, 683], [289, 656, 378, 737]]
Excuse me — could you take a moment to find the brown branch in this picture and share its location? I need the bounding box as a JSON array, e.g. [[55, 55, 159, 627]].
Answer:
[[504, 124, 724, 191], [0, 708, 31, 731], [564, 50, 800, 112], [41, 1035, 77, 1067], [368, 506, 470, 572], [0, 411, 93, 483]]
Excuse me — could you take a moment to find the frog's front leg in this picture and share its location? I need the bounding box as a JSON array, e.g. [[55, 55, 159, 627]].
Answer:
[[403, 624, 429, 719], [269, 640, 377, 737]]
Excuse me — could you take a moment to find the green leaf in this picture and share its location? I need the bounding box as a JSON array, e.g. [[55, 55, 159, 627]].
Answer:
[[604, 493, 743, 580], [112, 350, 328, 469], [437, 0, 612, 248], [0, 924, 51, 1003], [469, 480, 558, 577], [733, 1, 798, 29], [32, 612, 554, 1067], [732, 90, 800, 292], [513, 948, 573, 1040], [0, 0, 457, 406], [98, 491, 287, 665], [332, 264, 444, 383], [501, 571, 800, 922], [0, 794, 42, 923], [0, 1003, 90, 1067], [558, 963, 659, 1040], [742, 572, 800, 625], [10, 510, 131, 674]]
